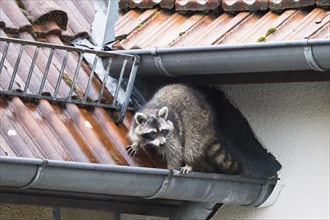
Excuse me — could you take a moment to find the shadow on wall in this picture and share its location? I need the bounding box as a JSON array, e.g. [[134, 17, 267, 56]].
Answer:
[[199, 86, 282, 178]]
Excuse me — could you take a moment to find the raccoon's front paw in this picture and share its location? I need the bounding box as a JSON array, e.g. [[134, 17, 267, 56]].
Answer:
[[126, 145, 138, 156], [179, 165, 192, 174]]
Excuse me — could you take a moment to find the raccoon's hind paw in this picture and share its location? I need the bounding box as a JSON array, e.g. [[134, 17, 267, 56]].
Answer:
[[179, 165, 192, 174], [126, 145, 138, 156]]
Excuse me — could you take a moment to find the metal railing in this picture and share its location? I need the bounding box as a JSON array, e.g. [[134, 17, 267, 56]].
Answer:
[[0, 37, 139, 122]]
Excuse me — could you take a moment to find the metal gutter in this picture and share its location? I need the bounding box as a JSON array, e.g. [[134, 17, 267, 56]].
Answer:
[[0, 156, 280, 208], [112, 39, 330, 77]]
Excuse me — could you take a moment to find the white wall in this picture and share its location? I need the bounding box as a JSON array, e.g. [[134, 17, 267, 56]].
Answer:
[[213, 82, 329, 220]]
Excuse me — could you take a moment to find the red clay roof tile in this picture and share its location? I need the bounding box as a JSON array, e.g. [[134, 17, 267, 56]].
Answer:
[[116, 7, 329, 48], [269, 0, 316, 11], [0, 0, 32, 33], [20, 0, 68, 29], [120, 0, 175, 9], [316, 0, 330, 7], [0, 0, 94, 41], [222, 0, 269, 12], [118, 0, 329, 11], [175, 0, 221, 11]]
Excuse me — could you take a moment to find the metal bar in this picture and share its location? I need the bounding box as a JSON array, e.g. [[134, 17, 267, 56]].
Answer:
[[38, 48, 55, 95], [53, 208, 61, 220], [113, 59, 127, 104], [53, 51, 69, 98], [0, 36, 135, 59], [0, 91, 130, 110], [23, 47, 40, 93], [116, 57, 139, 123], [0, 37, 138, 119], [83, 55, 99, 102], [0, 42, 10, 74], [68, 52, 84, 100], [98, 58, 112, 103], [8, 44, 25, 90]]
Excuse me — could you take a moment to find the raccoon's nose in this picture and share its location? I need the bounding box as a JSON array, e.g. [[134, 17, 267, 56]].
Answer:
[[159, 141, 165, 147]]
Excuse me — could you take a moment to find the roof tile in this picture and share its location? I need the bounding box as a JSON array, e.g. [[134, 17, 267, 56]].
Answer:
[[0, 0, 32, 33], [280, 8, 330, 40], [2, 0, 95, 41], [116, 9, 159, 37], [222, 0, 269, 12], [269, 0, 316, 11], [118, 0, 330, 11], [20, 0, 68, 29], [120, 0, 175, 9], [316, 0, 330, 7], [175, 0, 221, 11], [116, 6, 329, 48]]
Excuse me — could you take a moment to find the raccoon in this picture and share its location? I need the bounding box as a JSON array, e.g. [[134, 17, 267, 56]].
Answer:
[[126, 84, 240, 174]]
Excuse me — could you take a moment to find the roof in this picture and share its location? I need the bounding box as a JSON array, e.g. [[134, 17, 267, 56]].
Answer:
[[0, 0, 292, 216], [115, 3, 329, 49], [0, 0, 327, 173], [119, 0, 329, 11], [0, 0, 165, 169]]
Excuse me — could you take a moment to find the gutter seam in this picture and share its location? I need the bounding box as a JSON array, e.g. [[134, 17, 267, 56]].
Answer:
[[144, 169, 174, 199], [247, 179, 272, 207], [21, 158, 48, 189], [303, 43, 326, 72], [151, 48, 175, 77]]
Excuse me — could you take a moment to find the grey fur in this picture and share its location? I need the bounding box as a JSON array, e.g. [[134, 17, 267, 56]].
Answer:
[[127, 84, 239, 174]]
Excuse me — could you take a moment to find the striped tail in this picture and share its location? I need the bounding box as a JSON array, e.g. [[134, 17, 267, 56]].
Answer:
[[207, 143, 241, 175]]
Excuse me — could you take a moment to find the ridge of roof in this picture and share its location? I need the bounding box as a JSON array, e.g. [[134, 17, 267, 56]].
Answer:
[[119, 0, 330, 12]]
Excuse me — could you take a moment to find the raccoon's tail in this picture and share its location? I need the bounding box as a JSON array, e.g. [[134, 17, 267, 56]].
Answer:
[[207, 143, 241, 175], [199, 85, 282, 178]]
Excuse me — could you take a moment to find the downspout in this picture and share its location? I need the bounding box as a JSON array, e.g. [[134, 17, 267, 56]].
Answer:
[[112, 39, 330, 77]]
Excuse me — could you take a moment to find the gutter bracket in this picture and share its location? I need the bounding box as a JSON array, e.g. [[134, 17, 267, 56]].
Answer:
[[21, 158, 48, 189], [144, 169, 174, 199], [303, 44, 326, 72], [151, 48, 175, 77]]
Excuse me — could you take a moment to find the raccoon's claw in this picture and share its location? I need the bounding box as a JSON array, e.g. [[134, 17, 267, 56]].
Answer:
[[179, 165, 192, 174], [126, 145, 138, 156]]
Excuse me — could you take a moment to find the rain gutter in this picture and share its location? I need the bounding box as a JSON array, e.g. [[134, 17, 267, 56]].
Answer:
[[0, 156, 282, 216], [113, 39, 330, 77]]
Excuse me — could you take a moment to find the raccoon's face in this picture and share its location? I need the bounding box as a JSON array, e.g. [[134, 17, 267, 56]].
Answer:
[[133, 106, 174, 147]]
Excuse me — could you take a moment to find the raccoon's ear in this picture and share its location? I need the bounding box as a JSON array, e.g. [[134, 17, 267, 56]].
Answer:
[[135, 112, 147, 125], [158, 106, 168, 119]]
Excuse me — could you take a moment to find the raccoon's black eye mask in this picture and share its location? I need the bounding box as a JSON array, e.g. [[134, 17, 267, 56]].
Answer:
[[140, 129, 169, 140], [140, 131, 157, 140], [161, 129, 169, 137]]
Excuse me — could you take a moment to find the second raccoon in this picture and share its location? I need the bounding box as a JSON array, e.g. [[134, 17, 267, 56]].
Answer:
[[127, 84, 239, 174]]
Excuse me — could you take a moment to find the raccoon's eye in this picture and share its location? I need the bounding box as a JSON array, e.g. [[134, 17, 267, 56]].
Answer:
[[141, 131, 157, 140], [161, 129, 169, 137]]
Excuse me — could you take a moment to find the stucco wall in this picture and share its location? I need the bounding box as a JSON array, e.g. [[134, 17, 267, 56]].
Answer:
[[212, 82, 329, 220], [0, 204, 114, 220]]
